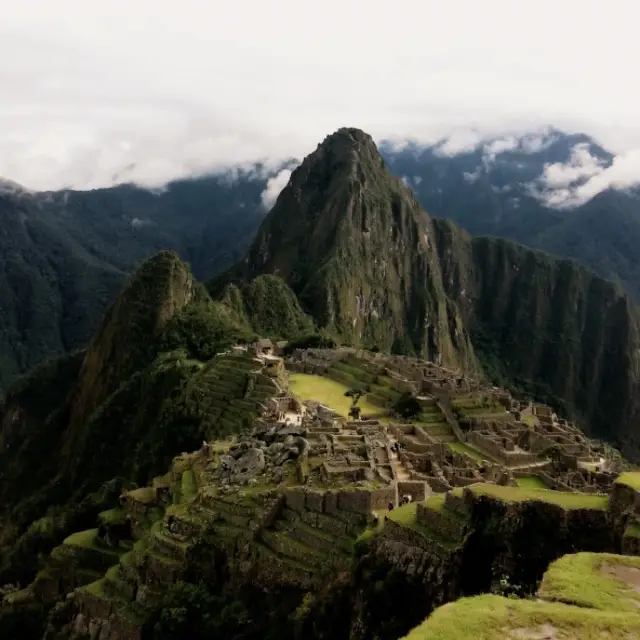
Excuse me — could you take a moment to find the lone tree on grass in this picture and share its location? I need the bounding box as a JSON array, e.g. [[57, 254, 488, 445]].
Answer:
[[345, 388, 365, 420]]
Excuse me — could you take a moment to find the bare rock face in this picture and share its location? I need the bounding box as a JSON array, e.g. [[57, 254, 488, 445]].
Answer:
[[234, 448, 266, 482]]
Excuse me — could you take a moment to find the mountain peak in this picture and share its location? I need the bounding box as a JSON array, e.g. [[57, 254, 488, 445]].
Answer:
[[317, 127, 377, 154], [65, 250, 198, 436], [217, 127, 477, 371]]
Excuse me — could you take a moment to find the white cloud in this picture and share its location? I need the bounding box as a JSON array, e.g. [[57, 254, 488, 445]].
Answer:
[[434, 130, 484, 156], [1, 1, 640, 190], [480, 130, 557, 167], [520, 131, 558, 154], [542, 143, 605, 188], [532, 144, 640, 207], [463, 168, 483, 184], [131, 217, 151, 228], [260, 169, 292, 209], [485, 136, 520, 156]]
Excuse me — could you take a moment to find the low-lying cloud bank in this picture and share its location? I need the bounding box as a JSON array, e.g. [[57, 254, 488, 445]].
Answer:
[[532, 145, 640, 208]]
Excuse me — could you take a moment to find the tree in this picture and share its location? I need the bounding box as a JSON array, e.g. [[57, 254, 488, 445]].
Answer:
[[392, 392, 421, 420], [349, 406, 362, 420], [345, 388, 365, 420], [345, 388, 364, 405]]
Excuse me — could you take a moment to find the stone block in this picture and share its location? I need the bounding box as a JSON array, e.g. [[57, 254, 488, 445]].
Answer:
[[300, 509, 318, 527], [306, 490, 325, 513], [324, 491, 339, 514], [283, 490, 306, 512], [316, 513, 348, 537], [398, 481, 428, 503]]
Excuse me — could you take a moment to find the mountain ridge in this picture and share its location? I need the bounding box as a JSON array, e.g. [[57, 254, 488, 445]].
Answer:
[[213, 127, 640, 458], [216, 127, 479, 371], [2, 127, 640, 391]]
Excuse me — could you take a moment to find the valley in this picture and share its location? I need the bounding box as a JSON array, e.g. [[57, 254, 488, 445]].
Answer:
[[1, 127, 640, 639]]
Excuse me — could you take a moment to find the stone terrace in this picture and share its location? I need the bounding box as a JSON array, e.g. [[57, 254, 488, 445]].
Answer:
[[285, 348, 626, 497]]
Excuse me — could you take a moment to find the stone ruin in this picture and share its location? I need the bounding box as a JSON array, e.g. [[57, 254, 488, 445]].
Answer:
[[194, 391, 428, 507], [282, 348, 624, 496]]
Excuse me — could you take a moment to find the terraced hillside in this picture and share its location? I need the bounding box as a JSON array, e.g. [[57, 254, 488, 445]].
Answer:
[[2, 340, 637, 639], [7, 411, 639, 640], [176, 349, 281, 437]]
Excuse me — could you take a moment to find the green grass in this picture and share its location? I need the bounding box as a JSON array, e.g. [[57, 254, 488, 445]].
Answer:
[[615, 472, 640, 491], [538, 552, 640, 612], [425, 495, 446, 512], [447, 442, 492, 463], [64, 529, 100, 548], [384, 501, 460, 550], [401, 593, 640, 639], [288, 373, 385, 418], [356, 518, 384, 544], [468, 483, 609, 510], [625, 519, 640, 539], [516, 475, 548, 489], [127, 487, 156, 504], [387, 502, 418, 526], [181, 469, 197, 500], [98, 508, 128, 526]]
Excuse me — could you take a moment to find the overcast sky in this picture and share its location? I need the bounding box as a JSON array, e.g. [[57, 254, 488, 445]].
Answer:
[[2, 0, 640, 191]]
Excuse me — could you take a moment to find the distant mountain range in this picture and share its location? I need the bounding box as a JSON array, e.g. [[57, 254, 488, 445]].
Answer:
[[381, 130, 640, 299], [1, 128, 639, 390]]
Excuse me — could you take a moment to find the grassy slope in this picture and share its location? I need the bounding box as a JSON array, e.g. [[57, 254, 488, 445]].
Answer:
[[402, 593, 640, 640], [539, 553, 640, 612], [515, 476, 548, 489], [288, 373, 385, 418], [406, 551, 640, 639], [464, 484, 609, 510]]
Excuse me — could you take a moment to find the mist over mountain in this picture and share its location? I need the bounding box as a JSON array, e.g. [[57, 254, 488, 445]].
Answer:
[[381, 130, 640, 299], [1, 127, 640, 392], [0, 169, 277, 388], [1, 125, 640, 640]]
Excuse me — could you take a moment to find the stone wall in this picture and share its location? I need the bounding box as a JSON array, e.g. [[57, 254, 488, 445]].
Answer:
[[286, 362, 329, 376], [537, 470, 572, 491], [400, 435, 434, 454], [444, 491, 468, 515], [426, 476, 452, 493], [398, 481, 428, 502], [379, 519, 434, 551], [416, 504, 467, 541], [467, 432, 543, 467], [283, 486, 395, 517], [467, 432, 503, 460], [609, 481, 640, 519]]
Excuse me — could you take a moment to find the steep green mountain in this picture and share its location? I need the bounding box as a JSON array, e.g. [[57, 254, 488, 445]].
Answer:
[[3, 128, 639, 394], [0, 252, 257, 585], [381, 133, 640, 301], [214, 127, 640, 457], [0, 172, 271, 389], [433, 221, 640, 443], [215, 128, 479, 372], [219, 275, 315, 339]]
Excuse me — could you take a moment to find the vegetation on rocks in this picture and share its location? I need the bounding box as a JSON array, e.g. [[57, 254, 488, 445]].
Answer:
[[3, 127, 640, 639], [211, 127, 640, 459]]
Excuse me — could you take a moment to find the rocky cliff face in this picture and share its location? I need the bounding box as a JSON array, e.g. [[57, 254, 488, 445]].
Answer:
[[219, 128, 479, 372], [214, 127, 640, 458], [433, 219, 640, 449]]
